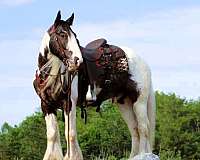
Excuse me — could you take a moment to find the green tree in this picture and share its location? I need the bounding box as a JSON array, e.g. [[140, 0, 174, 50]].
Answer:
[[77, 102, 130, 159], [155, 92, 200, 159], [0, 92, 199, 160]]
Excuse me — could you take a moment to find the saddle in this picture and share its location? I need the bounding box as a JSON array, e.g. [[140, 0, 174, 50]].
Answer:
[[86, 38, 107, 50], [81, 38, 107, 61], [81, 38, 128, 85], [79, 38, 132, 113]]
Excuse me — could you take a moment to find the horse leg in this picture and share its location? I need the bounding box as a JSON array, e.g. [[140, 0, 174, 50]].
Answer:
[[147, 84, 156, 150], [64, 75, 83, 160], [118, 98, 139, 158], [43, 113, 63, 160], [133, 97, 151, 154], [64, 104, 83, 160]]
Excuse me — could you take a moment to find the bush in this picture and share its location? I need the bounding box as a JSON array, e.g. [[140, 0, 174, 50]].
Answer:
[[76, 102, 131, 159]]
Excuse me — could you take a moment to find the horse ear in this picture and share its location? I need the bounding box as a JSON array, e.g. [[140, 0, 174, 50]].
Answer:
[[54, 10, 61, 25], [66, 13, 74, 26]]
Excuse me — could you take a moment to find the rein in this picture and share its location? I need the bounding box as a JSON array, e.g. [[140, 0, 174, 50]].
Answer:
[[66, 71, 71, 158], [65, 70, 77, 158], [65, 70, 77, 113]]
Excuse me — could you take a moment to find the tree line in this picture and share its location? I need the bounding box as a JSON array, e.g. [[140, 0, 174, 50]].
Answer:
[[0, 92, 200, 160]]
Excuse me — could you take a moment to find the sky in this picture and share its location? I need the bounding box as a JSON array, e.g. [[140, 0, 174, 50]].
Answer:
[[0, 0, 200, 127]]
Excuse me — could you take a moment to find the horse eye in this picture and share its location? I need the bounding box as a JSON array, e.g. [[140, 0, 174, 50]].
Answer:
[[60, 33, 65, 38], [69, 51, 72, 56]]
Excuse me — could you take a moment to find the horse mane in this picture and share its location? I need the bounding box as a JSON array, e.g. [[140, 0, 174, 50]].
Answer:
[[38, 47, 49, 69]]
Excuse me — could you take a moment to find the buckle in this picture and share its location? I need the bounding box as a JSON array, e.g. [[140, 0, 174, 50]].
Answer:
[[105, 80, 111, 85]]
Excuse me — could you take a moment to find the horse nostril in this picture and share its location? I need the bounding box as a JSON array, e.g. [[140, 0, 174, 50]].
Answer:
[[74, 56, 79, 65]]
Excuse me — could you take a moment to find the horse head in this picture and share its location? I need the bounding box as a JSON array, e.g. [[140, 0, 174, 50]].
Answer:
[[39, 11, 83, 72]]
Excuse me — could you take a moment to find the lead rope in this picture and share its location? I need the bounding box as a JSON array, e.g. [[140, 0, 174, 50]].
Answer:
[[66, 71, 77, 158], [67, 71, 71, 158]]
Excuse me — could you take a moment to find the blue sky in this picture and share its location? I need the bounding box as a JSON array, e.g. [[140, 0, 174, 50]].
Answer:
[[0, 0, 200, 127]]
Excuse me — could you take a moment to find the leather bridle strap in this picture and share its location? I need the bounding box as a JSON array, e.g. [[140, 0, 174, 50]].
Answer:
[[54, 34, 68, 58]]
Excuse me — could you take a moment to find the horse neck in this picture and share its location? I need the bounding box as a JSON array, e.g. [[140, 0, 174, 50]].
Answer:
[[67, 31, 83, 64]]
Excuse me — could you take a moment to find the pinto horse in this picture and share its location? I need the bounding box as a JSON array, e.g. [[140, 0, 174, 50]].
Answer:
[[33, 11, 156, 160]]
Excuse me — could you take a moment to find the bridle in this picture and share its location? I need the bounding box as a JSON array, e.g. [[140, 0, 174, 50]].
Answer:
[[50, 30, 73, 67]]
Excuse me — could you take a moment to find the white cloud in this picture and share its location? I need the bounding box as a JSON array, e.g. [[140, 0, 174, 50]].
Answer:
[[0, 0, 34, 7], [0, 96, 39, 127], [153, 70, 200, 100], [74, 6, 200, 99], [76, 7, 200, 41], [0, 33, 41, 126]]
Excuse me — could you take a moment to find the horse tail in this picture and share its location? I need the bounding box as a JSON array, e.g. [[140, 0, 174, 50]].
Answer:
[[147, 81, 156, 150]]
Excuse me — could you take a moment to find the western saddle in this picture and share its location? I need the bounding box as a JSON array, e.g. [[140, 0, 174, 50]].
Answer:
[[86, 38, 107, 50], [79, 39, 130, 109], [81, 38, 107, 61], [81, 38, 128, 84]]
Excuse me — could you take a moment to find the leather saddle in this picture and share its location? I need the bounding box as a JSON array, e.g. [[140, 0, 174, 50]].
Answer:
[[81, 38, 127, 84], [81, 38, 107, 61], [79, 38, 130, 112]]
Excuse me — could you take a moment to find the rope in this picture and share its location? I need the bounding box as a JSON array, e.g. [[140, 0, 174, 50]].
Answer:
[[81, 107, 87, 124], [67, 72, 71, 157], [66, 71, 77, 158]]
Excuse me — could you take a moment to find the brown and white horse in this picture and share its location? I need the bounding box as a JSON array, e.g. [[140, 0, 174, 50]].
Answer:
[[33, 11, 156, 160]]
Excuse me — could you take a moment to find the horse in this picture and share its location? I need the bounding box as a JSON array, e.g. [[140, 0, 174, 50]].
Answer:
[[33, 11, 156, 160]]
